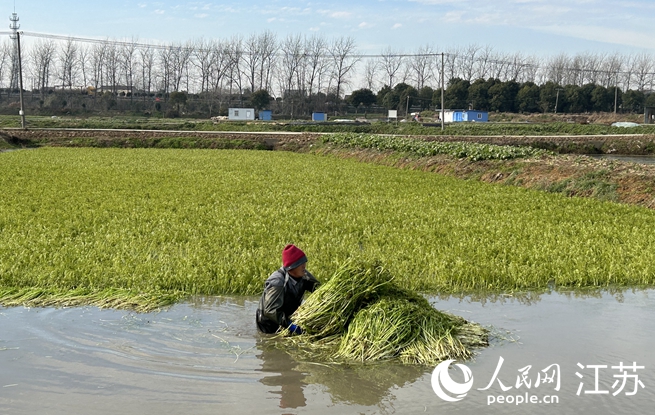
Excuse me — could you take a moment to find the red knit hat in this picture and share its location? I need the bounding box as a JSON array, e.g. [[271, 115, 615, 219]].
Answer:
[[282, 244, 307, 270]]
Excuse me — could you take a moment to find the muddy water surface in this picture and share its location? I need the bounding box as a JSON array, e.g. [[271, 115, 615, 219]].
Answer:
[[1, 290, 654, 414]]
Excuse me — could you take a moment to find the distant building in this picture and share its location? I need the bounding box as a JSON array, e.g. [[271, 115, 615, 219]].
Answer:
[[312, 112, 327, 122], [443, 110, 488, 123], [259, 110, 272, 121], [228, 108, 255, 121]]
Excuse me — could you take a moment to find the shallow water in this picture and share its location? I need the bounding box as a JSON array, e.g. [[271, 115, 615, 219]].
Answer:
[[1, 290, 654, 414]]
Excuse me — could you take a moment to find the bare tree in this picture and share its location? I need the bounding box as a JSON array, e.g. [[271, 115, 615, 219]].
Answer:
[[379, 46, 404, 87], [633, 53, 654, 92], [568, 54, 585, 86], [522, 55, 541, 84], [208, 41, 228, 91], [139, 44, 156, 99], [89, 41, 107, 97], [329, 36, 359, 105], [243, 33, 263, 93], [545, 53, 569, 85], [474, 45, 495, 80], [192, 38, 217, 93], [169, 42, 193, 92], [601, 53, 623, 88], [304, 34, 328, 96], [278, 34, 306, 97], [225, 35, 245, 99], [258, 31, 278, 92], [30, 39, 57, 99], [621, 54, 637, 92], [581, 52, 603, 85], [484, 51, 506, 80], [276, 34, 307, 115], [77, 44, 90, 90], [0, 41, 13, 91], [158, 45, 175, 94], [363, 58, 379, 91], [104, 42, 120, 93], [120, 39, 138, 98], [409, 44, 435, 90], [506, 51, 526, 82], [443, 48, 460, 82], [460, 44, 481, 81], [56, 38, 78, 89]]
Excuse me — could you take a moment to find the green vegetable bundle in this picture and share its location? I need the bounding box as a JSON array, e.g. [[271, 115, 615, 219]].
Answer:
[[290, 262, 394, 340], [286, 260, 488, 365]]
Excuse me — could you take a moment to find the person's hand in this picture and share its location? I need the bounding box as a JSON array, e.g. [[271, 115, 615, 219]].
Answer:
[[288, 323, 303, 335]]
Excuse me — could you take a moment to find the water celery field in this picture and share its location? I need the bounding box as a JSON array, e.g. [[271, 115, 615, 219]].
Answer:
[[1, 147, 655, 310]]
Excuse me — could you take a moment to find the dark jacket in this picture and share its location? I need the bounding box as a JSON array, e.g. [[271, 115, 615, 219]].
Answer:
[[256, 268, 320, 334]]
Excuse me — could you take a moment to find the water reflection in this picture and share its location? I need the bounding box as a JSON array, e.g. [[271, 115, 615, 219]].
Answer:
[[431, 287, 644, 305], [300, 361, 424, 407], [255, 338, 425, 408], [186, 295, 255, 309], [256, 340, 308, 409]]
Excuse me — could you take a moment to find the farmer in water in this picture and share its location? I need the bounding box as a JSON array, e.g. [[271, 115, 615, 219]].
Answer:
[[256, 244, 320, 334]]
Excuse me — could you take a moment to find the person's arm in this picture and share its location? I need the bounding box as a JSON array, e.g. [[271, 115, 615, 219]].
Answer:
[[262, 283, 289, 327], [303, 271, 320, 293]]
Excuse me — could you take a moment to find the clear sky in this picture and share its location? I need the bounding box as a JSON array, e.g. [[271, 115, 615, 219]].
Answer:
[[6, 0, 655, 56]]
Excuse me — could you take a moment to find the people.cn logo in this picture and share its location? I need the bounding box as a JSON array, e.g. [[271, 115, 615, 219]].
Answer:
[[431, 360, 474, 402]]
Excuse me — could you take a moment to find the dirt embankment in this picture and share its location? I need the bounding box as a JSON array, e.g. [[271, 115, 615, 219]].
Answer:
[[0, 129, 321, 150], [3, 128, 655, 209]]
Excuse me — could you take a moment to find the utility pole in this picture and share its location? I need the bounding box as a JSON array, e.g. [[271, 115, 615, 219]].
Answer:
[[16, 32, 25, 129], [10, 11, 25, 129], [440, 52, 445, 131], [554, 88, 563, 114], [405, 95, 410, 119], [614, 86, 618, 114]]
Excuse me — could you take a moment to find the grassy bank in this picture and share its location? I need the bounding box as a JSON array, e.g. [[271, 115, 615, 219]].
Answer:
[[1, 148, 654, 310], [0, 137, 18, 150]]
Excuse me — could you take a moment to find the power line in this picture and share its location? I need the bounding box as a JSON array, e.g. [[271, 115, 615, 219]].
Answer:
[[10, 31, 437, 58], [3, 30, 655, 83]]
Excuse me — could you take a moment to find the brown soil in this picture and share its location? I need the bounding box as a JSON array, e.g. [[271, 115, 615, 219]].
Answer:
[[0, 129, 321, 149]]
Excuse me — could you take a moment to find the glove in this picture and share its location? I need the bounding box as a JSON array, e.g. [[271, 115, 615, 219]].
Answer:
[[288, 323, 303, 335]]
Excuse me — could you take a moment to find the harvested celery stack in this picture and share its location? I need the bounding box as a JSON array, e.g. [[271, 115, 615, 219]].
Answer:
[[285, 260, 489, 366]]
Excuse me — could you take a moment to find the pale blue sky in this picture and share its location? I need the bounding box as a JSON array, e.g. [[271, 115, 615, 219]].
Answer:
[[7, 0, 655, 55]]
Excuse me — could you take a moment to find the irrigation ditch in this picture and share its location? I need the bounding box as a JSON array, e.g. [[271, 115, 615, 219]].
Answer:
[[2, 128, 655, 209]]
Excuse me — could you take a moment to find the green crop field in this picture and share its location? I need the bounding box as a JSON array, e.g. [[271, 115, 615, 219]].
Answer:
[[1, 148, 654, 310]]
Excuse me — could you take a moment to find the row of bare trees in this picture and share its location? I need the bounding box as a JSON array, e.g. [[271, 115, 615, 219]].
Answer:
[[2, 33, 655, 105], [365, 45, 655, 94], [3, 33, 358, 102]]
